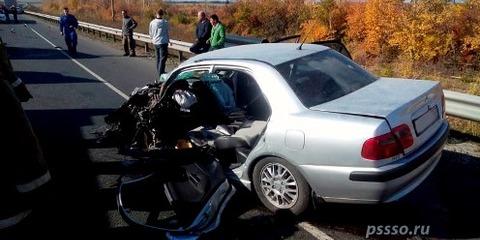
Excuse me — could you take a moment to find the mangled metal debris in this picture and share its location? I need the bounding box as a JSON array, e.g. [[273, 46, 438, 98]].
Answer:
[[99, 72, 254, 238]]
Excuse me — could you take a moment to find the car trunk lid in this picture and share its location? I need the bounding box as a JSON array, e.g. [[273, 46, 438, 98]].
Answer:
[[310, 77, 445, 155]]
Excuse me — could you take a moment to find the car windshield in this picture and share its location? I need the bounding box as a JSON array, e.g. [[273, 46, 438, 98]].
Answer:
[[275, 49, 377, 108]]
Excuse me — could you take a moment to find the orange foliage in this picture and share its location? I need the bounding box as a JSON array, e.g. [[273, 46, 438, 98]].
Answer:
[[300, 0, 347, 42], [222, 0, 309, 40], [301, 20, 330, 42], [39, 0, 480, 69], [345, 3, 366, 43], [364, 0, 404, 57]]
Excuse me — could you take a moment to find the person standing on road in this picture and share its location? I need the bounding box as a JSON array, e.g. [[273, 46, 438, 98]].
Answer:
[[59, 8, 79, 56], [9, 5, 17, 23], [189, 11, 211, 54], [149, 9, 170, 78], [207, 14, 225, 51], [122, 10, 138, 57], [2, 5, 11, 23]]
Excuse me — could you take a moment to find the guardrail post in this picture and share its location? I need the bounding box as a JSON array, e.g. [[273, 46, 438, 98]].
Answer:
[[178, 50, 183, 62], [145, 43, 149, 53]]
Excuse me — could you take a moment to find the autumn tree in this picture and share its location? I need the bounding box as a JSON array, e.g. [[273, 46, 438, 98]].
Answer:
[[228, 0, 309, 40], [40, 0, 480, 70], [300, 0, 347, 42], [390, 0, 456, 63], [345, 2, 366, 43], [364, 0, 404, 57], [460, 0, 480, 64]]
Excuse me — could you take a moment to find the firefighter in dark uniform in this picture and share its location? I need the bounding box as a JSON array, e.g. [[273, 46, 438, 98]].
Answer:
[[59, 7, 79, 55], [0, 38, 50, 230]]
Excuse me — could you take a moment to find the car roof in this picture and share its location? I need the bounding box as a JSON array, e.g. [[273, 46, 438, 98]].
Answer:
[[183, 43, 330, 66]]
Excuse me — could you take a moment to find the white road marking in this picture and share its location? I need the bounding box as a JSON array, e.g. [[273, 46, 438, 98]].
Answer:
[[27, 25, 129, 100], [298, 222, 334, 240]]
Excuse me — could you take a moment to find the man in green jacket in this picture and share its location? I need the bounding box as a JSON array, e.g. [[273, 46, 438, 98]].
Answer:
[[207, 14, 225, 51]]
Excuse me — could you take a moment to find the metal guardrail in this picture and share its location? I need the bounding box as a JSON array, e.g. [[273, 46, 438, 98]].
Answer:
[[23, 10, 480, 123], [25, 10, 194, 60], [444, 90, 480, 122], [24, 10, 261, 59]]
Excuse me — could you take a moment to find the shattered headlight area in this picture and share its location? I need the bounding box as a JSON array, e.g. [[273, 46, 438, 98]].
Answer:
[[97, 80, 236, 157], [98, 83, 189, 155]]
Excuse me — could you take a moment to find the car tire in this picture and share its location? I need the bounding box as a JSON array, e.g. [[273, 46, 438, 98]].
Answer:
[[252, 157, 310, 215]]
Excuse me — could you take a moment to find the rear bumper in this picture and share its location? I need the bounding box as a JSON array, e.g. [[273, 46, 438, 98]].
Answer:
[[299, 121, 449, 204]]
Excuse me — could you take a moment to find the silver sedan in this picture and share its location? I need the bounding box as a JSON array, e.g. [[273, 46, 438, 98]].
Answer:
[[161, 43, 449, 215]]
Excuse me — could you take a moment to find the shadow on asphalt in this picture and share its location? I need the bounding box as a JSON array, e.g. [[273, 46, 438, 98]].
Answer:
[[0, 107, 295, 240], [17, 71, 100, 84], [0, 19, 38, 25], [448, 129, 480, 143], [2, 105, 479, 240], [2, 108, 115, 238], [301, 150, 480, 239], [216, 194, 303, 240], [7, 46, 101, 60]]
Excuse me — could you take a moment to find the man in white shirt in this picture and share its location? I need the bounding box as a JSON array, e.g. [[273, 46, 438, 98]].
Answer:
[[149, 9, 170, 78]]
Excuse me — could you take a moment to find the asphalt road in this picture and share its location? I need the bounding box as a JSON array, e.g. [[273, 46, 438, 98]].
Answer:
[[1, 14, 480, 240]]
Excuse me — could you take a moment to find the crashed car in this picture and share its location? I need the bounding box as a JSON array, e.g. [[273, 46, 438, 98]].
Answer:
[[103, 43, 449, 232], [103, 70, 241, 238]]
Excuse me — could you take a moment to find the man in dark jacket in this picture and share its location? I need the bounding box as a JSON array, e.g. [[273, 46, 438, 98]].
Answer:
[[9, 5, 17, 23], [122, 10, 138, 57], [2, 4, 11, 23], [189, 11, 211, 54], [59, 8, 79, 55]]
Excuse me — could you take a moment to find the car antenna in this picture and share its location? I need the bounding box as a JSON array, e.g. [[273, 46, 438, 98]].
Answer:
[[297, 37, 307, 50], [297, 30, 312, 50]]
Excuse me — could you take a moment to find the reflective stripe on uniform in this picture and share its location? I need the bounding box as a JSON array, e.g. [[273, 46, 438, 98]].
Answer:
[[10, 77, 22, 88], [16, 171, 51, 193], [0, 209, 32, 230]]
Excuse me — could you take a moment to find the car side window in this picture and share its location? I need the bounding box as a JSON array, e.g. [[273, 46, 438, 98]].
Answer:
[[173, 69, 210, 83], [161, 68, 209, 96], [213, 69, 271, 121]]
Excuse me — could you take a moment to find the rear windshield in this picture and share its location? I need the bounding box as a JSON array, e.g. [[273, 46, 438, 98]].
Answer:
[[275, 50, 377, 108]]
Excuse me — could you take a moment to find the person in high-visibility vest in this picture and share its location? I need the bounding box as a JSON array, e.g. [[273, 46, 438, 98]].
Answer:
[[0, 38, 50, 230]]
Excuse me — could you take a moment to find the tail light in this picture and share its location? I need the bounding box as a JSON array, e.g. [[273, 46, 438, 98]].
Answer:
[[392, 124, 414, 149], [361, 124, 414, 160]]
